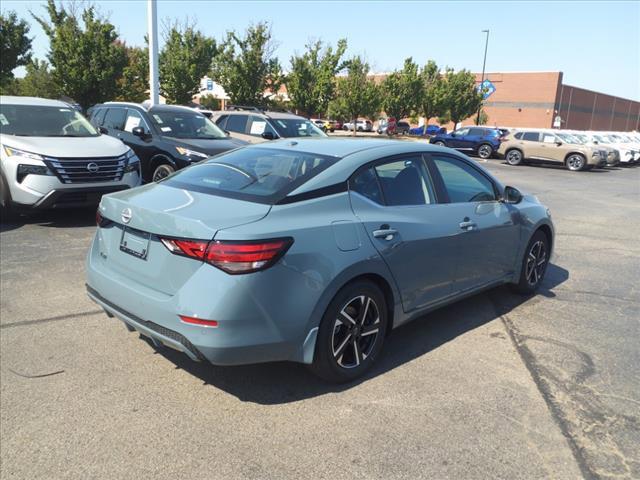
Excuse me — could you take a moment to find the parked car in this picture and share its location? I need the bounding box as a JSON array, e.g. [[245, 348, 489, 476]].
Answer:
[[605, 133, 640, 162], [88, 102, 246, 182], [1, 96, 141, 216], [585, 132, 637, 165], [343, 119, 373, 132], [409, 124, 445, 136], [329, 120, 343, 131], [562, 131, 619, 166], [87, 138, 554, 382], [210, 108, 327, 144], [311, 118, 334, 133], [378, 119, 410, 136], [498, 129, 606, 171], [429, 126, 503, 159]]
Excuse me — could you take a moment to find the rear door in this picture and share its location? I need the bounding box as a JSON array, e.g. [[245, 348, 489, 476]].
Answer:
[[521, 131, 544, 160], [349, 154, 459, 312], [427, 153, 520, 291]]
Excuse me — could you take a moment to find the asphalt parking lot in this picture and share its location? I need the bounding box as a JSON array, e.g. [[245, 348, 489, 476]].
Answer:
[[1, 157, 638, 479]]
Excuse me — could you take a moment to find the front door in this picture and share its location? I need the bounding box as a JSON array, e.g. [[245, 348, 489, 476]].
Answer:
[[349, 155, 460, 312]]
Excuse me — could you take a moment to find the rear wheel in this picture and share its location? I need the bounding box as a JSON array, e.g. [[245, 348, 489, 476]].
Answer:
[[565, 153, 587, 171], [477, 143, 493, 159], [511, 230, 549, 294], [434, 141, 446, 147], [310, 280, 388, 383], [506, 149, 524, 166], [152, 163, 175, 182]]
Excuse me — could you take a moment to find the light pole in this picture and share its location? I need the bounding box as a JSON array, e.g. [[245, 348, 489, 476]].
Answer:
[[476, 29, 490, 125], [147, 0, 159, 105]]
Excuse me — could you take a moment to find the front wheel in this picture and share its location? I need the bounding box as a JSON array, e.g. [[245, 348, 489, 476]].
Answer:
[[433, 141, 446, 147], [511, 230, 549, 294], [152, 163, 175, 182], [565, 154, 587, 171], [310, 281, 388, 383], [477, 143, 493, 159]]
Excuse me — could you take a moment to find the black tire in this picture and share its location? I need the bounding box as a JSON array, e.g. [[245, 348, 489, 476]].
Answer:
[[357, 126, 363, 132], [343, 125, 349, 131], [434, 140, 446, 147], [565, 153, 587, 171], [0, 174, 16, 222], [511, 230, 549, 294], [477, 143, 493, 159], [310, 280, 388, 383], [152, 163, 175, 182], [506, 149, 524, 166]]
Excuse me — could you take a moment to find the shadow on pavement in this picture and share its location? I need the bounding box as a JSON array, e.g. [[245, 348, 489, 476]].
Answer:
[[152, 263, 569, 405], [0, 208, 96, 232]]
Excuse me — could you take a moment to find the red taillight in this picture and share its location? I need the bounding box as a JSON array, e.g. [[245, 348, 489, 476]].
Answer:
[[160, 237, 293, 274], [96, 209, 112, 227], [179, 315, 218, 327]]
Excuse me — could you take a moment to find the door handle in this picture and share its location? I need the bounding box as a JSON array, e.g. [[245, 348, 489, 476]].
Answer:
[[373, 228, 398, 240], [459, 221, 477, 231]]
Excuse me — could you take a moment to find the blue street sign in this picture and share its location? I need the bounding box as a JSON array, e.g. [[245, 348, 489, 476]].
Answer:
[[478, 79, 496, 99], [206, 79, 213, 91]]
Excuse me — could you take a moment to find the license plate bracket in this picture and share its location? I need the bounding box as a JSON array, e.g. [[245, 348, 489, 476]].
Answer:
[[120, 227, 151, 260]]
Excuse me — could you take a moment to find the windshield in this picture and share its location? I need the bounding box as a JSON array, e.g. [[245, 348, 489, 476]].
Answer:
[[593, 135, 610, 143], [149, 110, 226, 139], [270, 118, 326, 138], [557, 133, 582, 144], [574, 134, 589, 143], [0, 104, 98, 137], [163, 147, 338, 204]]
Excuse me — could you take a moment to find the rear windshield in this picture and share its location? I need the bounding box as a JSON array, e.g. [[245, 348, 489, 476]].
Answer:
[[163, 147, 339, 204], [0, 104, 98, 137]]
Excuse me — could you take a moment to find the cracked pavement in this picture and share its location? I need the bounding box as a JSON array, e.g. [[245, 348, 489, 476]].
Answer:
[[1, 160, 638, 479]]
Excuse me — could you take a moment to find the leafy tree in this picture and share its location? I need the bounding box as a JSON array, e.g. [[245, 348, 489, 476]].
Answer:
[[211, 22, 283, 107], [159, 23, 215, 104], [474, 109, 489, 125], [198, 94, 221, 110], [440, 68, 482, 129], [32, 0, 126, 109], [0, 11, 33, 89], [287, 38, 347, 117], [380, 57, 421, 121], [418, 60, 446, 134], [117, 44, 149, 102], [16, 59, 59, 98], [328, 56, 380, 136]]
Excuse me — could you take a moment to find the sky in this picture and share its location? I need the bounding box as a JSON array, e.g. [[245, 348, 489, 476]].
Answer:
[[3, 0, 640, 101]]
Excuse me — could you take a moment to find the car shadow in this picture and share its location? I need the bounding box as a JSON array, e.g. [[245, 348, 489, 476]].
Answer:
[[498, 161, 611, 173], [0, 208, 96, 232], [150, 263, 569, 405]]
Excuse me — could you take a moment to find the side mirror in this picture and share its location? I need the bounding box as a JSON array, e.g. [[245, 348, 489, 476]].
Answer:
[[132, 126, 147, 138], [555, 140, 562, 146], [98, 126, 108, 134], [450, 132, 456, 137], [261, 131, 275, 140], [224, 130, 231, 137], [503, 186, 523, 204]]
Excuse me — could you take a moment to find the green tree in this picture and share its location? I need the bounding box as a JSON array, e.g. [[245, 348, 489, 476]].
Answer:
[[380, 57, 421, 121], [474, 109, 489, 125], [16, 59, 59, 98], [286, 38, 347, 117], [418, 60, 447, 134], [328, 56, 380, 136], [32, 0, 126, 109], [117, 44, 149, 102], [440, 68, 482, 129], [0, 11, 33, 89], [211, 22, 283, 107], [198, 94, 221, 110], [159, 23, 215, 104]]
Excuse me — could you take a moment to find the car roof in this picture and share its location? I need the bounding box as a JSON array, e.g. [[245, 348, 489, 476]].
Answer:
[[0, 96, 72, 108], [253, 137, 395, 157]]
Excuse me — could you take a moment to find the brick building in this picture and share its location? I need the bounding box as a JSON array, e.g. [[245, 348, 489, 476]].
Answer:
[[464, 71, 640, 131]]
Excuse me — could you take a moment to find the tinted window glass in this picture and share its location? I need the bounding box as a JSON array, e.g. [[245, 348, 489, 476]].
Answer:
[[350, 167, 382, 204], [0, 104, 98, 137], [522, 132, 539, 142], [541, 133, 557, 143], [214, 115, 228, 129], [514, 132, 523, 140], [91, 108, 107, 127], [432, 156, 496, 203], [468, 127, 483, 136], [149, 110, 226, 139], [103, 108, 126, 131], [123, 109, 144, 133], [163, 147, 338, 204], [247, 115, 278, 137], [225, 114, 248, 133], [454, 127, 470, 136], [375, 157, 433, 206], [271, 118, 326, 137]]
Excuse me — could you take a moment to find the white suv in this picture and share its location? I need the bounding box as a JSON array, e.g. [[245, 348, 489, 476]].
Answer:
[[1, 96, 141, 216]]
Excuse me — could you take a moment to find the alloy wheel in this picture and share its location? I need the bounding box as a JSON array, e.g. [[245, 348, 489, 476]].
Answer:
[[152, 164, 174, 182], [507, 150, 522, 165], [566, 154, 585, 171], [525, 240, 547, 286], [434, 141, 446, 147], [331, 295, 381, 369], [478, 144, 492, 159]]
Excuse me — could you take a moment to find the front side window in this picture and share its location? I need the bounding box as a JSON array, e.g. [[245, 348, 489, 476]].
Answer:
[[163, 147, 339, 204], [522, 132, 540, 142], [247, 116, 278, 137], [124, 109, 145, 133], [542, 133, 557, 143], [454, 127, 470, 136], [374, 157, 434, 206], [0, 104, 98, 137], [432, 155, 496, 203], [149, 110, 226, 139]]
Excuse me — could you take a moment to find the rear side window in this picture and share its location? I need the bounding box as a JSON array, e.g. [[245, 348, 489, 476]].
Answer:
[[522, 132, 539, 142], [103, 108, 126, 130], [90, 108, 107, 127], [350, 167, 383, 204], [514, 132, 523, 140], [374, 157, 434, 206], [163, 147, 339, 204], [432, 155, 496, 203], [225, 114, 248, 133], [214, 115, 228, 129]]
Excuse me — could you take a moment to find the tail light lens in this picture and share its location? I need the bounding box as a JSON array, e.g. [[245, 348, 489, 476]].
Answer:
[[160, 237, 293, 274], [96, 209, 112, 227]]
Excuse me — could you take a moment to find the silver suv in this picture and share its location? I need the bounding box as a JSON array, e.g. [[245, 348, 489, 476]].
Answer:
[[1, 96, 141, 216]]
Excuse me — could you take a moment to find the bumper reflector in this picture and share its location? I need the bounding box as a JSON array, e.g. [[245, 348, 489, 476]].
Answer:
[[179, 315, 218, 328]]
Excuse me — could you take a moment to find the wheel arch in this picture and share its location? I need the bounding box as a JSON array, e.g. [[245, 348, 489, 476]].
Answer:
[[146, 153, 176, 181], [564, 150, 586, 162]]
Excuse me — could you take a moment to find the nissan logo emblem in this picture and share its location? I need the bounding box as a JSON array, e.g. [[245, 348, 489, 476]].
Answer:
[[87, 162, 99, 173], [121, 208, 132, 224]]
